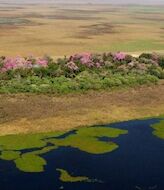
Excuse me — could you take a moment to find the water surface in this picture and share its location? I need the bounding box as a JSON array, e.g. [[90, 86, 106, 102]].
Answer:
[[0, 118, 163, 190]]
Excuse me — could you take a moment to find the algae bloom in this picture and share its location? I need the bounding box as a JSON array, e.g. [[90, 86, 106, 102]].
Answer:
[[56, 169, 90, 182], [0, 126, 128, 173], [151, 119, 164, 139]]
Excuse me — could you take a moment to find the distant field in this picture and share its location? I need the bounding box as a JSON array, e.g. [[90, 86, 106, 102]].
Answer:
[[0, 3, 164, 56]]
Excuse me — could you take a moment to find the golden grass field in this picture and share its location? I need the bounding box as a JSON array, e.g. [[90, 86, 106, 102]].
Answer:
[[0, 81, 164, 136], [0, 3, 164, 56]]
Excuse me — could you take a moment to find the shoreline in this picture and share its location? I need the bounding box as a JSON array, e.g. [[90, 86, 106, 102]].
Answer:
[[0, 82, 164, 136]]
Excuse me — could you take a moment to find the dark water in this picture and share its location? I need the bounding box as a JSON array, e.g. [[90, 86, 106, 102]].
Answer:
[[0, 118, 164, 190]]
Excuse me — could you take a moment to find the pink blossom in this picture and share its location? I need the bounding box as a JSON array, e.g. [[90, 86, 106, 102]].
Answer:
[[70, 52, 93, 67], [2, 57, 17, 71], [114, 52, 126, 61], [95, 62, 101, 68], [36, 58, 48, 67], [0, 56, 48, 72], [80, 53, 92, 64]]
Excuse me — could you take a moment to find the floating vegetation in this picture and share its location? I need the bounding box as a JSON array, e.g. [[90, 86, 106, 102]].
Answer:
[[0, 150, 20, 161], [0, 126, 128, 172], [56, 169, 90, 182], [15, 154, 47, 173], [14, 146, 58, 172], [0, 118, 163, 189], [151, 119, 164, 139], [0, 132, 64, 150], [48, 127, 128, 154]]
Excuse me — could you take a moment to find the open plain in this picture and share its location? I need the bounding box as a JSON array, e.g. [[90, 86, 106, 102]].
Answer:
[[0, 3, 164, 56]]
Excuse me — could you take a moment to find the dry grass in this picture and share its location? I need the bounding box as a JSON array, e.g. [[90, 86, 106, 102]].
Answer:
[[0, 82, 164, 136], [0, 4, 164, 136], [0, 4, 164, 56]]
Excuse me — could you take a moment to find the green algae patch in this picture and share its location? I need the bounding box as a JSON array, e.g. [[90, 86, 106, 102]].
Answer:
[[0, 126, 128, 172], [13, 145, 58, 172], [77, 126, 127, 138], [0, 131, 63, 172], [0, 151, 21, 161], [57, 169, 90, 182], [15, 154, 46, 173], [51, 135, 118, 154], [151, 119, 164, 139], [49, 127, 128, 154], [0, 131, 65, 150], [28, 146, 58, 155]]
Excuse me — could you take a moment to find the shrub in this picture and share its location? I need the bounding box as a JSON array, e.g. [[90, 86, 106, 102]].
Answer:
[[158, 56, 164, 68], [0, 52, 162, 94], [139, 53, 153, 59]]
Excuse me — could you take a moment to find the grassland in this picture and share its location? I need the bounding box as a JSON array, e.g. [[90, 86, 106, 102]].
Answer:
[[0, 81, 164, 136], [0, 3, 164, 56]]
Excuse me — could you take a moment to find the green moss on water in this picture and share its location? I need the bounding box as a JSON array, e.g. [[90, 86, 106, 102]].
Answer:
[[0, 150, 21, 160], [56, 169, 90, 182], [0, 132, 64, 150], [28, 146, 58, 155], [13, 146, 58, 172], [49, 127, 128, 154], [0, 126, 128, 172], [15, 154, 46, 173], [0, 132, 63, 172], [151, 119, 164, 139]]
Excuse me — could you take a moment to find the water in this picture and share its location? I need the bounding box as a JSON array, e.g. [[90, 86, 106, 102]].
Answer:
[[0, 118, 163, 190]]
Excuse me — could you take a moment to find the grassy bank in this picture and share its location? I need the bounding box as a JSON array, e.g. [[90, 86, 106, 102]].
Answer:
[[0, 82, 164, 136]]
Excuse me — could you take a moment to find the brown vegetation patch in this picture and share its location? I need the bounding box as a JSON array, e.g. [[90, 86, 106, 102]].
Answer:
[[0, 6, 25, 10], [0, 83, 164, 136], [134, 16, 164, 22], [75, 22, 119, 39], [42, 15, 101, 21], [59, 9, 101, 14], [0, 17, 32, 26], [22, 12, 101, 21]]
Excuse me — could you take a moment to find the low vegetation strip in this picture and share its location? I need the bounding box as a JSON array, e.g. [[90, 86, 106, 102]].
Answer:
[[0, 84, 164, 136], [0, 52, 164, 94]]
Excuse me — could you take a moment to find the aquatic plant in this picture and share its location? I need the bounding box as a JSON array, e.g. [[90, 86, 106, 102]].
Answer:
[[0, 126, 128, 172], [49, 127, 128, 154], [0, 151, 21, 161], [151, 119, 164, 139], [15, 154, 47, 173], [56, 169, 90, 182]]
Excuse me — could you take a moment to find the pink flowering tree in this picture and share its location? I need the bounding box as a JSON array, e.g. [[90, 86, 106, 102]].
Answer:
[[0, 56, 48, 73], [69, 52, 103, 68], [113, 52, 126, 61]]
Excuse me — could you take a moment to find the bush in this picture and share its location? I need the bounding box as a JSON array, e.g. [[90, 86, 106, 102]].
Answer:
[[158, 56, 164, 69], [0, 52, 162, 94], [139, 53, 153, 59]]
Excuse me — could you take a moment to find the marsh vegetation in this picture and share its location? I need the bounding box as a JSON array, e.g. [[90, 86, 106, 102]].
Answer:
[[0, 4, 164, 56], [0, 118, 163, 189]]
